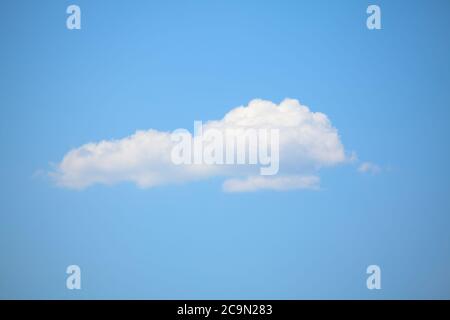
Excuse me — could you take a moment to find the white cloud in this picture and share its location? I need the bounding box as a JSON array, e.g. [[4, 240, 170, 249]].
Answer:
[[358, 162, 381, 174], [223, 175, 320, 192], [50, 98, 349, 191]]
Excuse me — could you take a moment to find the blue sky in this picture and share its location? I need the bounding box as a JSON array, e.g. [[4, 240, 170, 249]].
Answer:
[[1, 0, 450, 299]]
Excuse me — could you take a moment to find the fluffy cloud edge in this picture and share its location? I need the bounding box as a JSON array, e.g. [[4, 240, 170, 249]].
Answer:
[[222, 175, 320, 192], [358, 162, 382, 174]]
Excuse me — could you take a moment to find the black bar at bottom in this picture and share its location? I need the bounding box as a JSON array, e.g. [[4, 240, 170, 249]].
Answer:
[[1, 300, 447, 318]]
